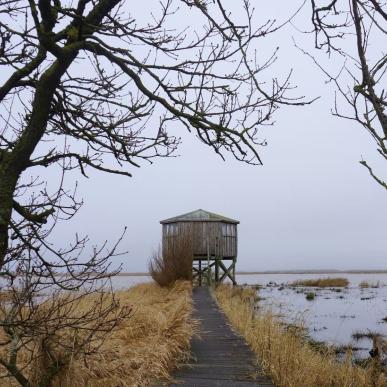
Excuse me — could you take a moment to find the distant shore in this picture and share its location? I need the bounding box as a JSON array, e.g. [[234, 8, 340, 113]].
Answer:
[[117, 269, 387, 276], [237, 269, 387, 274]]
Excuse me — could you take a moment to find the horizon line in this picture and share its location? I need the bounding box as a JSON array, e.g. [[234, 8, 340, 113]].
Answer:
[[116, 269, 387, 276]]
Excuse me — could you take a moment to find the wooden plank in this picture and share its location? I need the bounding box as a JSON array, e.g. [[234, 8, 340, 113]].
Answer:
[[170, 287, 273, 386]]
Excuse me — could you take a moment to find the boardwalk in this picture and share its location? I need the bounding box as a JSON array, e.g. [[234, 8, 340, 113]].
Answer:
[[171, 287, 274, 386]]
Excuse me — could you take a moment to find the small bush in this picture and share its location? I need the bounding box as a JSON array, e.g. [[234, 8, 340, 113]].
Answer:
[[306, 292, 316, 301], [291, 277, 349, 288], [149, 230, 193, 287]]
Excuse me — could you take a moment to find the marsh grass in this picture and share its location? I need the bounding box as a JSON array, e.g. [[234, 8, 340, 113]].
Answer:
[[305, 292, 316, 301], [0, 281, 196, 386], [352, 330, 382, 341], [215, 285, 386, 387], [290, 277, 349, 287], [359, 281, 380, 288]]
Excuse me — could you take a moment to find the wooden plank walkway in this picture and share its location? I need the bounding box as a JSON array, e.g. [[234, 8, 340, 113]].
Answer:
[[170, 287, 274, 386]]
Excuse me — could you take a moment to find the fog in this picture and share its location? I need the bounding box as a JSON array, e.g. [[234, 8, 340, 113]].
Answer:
[[33, 1, 387, 272]]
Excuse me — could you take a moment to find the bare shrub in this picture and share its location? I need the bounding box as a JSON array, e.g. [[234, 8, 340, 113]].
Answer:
[[0, 275, 132, 386], [149, 231, 193, 287]]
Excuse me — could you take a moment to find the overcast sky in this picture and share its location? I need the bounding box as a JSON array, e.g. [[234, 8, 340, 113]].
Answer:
[[48, 1, 387, 272]]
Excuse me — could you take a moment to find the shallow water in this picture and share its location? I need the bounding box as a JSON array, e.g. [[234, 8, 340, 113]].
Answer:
[[111, 275, 151, 289], [236, 273, 387, 359]]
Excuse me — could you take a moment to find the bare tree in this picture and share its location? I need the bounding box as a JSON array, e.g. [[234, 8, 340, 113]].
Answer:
[[0, 0, 309, 383], [306, 0, 386, 189], [0, 0, 311, 278]]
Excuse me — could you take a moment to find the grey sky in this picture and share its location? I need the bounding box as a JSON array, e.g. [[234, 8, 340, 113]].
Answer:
[[47, 1, 387, 272]]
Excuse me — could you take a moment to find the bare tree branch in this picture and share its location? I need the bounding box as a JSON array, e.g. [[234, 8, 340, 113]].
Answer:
[[306, 0, 387, 189]]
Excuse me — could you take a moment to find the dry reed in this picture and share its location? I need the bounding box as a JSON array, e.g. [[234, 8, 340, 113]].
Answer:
[[0, 281, 196, 387], [290, 277, 349, 287], [149, 229, 193, 287], [214, 285, 386, 387], [359, 281, 380, 288]]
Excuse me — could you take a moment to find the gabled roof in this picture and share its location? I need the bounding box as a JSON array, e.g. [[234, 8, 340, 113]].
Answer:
[[160, 209, 239, 224]]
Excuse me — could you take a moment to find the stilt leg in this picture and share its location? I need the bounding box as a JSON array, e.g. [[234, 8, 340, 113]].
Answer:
[[199, 260, 202, 286], [232, 258, 236, 285]]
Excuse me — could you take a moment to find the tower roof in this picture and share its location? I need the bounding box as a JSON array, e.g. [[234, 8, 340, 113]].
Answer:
[[160, 209, 239, 224]]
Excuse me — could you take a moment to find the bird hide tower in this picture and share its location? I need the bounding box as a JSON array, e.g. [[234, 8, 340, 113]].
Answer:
[[160, 209, 239, 285]]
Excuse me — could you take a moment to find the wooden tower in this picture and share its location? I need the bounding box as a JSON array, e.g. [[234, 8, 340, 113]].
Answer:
[[160, 209, 239, 285]]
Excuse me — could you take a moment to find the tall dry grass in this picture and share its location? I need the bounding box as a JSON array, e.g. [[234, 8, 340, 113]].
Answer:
[[214, 285, 386, 387], [0, 281, 196, 387], [359, 280, 380, 288], [149, 230, 193, 287], [290, 277, 349, 287]]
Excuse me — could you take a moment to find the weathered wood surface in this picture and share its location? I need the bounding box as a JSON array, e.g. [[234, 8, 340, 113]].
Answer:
[[170, 287, 274, 386], [162, 221, 238, 258]]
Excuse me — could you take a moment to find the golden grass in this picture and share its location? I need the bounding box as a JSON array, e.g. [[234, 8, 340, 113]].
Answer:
[[359, 281, 380, 288], [0, 290, 17, 303], [214, 285, 386, 387], [290, 277, 349, 287], [0, 281, 196, 387]]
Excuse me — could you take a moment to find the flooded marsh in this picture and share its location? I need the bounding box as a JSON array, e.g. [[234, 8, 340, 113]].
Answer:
[[237, 273, 387, 360]]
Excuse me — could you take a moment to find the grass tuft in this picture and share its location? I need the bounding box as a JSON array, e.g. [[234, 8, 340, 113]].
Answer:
[[290, 277, 349, 288], [305, 292, 316, 301], [352, 330, 381, 341], [359, 281, 380, 288]]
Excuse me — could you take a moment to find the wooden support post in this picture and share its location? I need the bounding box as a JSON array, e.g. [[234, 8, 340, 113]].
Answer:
[[218, 260, 237, 285], [206, 264, 212, 286], [199, 260, 202, 286], [207, 243, 211, 286], [218, 260, 228, 282], [215, 258, 219, 282], [232, 257, 236, 286], [206, 234, 210, 286]]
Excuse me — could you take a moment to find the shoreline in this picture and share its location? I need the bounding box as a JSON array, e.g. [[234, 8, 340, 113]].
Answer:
[[117, 269, 387, 276], [236, 270, 387, 274]]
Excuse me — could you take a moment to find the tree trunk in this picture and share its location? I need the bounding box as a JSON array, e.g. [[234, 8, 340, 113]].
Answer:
[[0, 153, 18, 269], [0, 53, 79, 271]]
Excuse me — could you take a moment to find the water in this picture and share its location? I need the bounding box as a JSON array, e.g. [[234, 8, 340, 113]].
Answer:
[[110, 275, 151, 289], [235, 272, 387, 287], [235, 273, 387, 359], [110, 272, 387, 359]]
